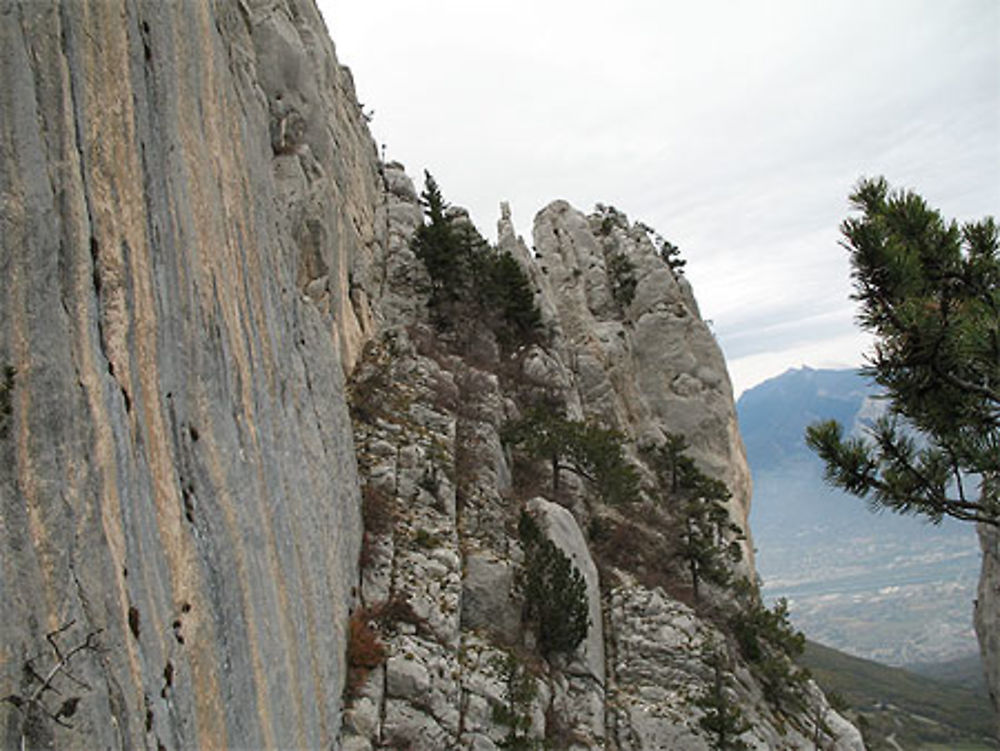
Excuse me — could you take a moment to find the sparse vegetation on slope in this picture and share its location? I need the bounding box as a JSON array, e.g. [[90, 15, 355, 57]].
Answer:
[[645, 434, 745, 601], [502, 404, 641, 506], [412, 171, 542, 351], [802, 640, 997, 749]]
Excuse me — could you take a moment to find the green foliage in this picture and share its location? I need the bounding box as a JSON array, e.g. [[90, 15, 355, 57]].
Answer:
[[607, 252, 637, 309], [502, 406, 640, 505], [411, 171, 542, 350], [592, 204, 641, 309], [481, 250, 544, 348], [519, 511, 590, 656], [413, 528, 441, 549], [696, 650, 751, 750], [489, 651, 542, 750], [806, 177, 999, 527], [645, 433, 744, 600], [732, 597, 805, 663], [412, 172, 459, 300], [659, 239, 686, 274], [676, 490, 743, 601], [730, 596, 809, 710], [593, 203, 626, 236]]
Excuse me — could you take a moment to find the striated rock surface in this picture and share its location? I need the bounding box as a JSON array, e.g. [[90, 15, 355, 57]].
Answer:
[[0, 1, 382, 748]]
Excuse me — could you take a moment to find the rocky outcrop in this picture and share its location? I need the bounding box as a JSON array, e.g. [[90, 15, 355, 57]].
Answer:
[[501, 201, 754, 570], [340, 171, 864, 749], [1, 1, 381, 748]]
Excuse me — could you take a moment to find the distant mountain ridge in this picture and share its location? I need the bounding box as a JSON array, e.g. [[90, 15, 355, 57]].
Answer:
[[738, 366, 874, 470]]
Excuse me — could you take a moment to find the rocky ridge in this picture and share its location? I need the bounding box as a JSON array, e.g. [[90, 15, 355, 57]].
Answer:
[[339, 164, 864, 750]]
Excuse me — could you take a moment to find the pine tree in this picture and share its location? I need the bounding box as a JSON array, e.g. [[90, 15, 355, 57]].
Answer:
[[660, 239, 686, 274], [482, 251, 542, 348], [676, 473, 743, 601], [412, 171, 466, 311], [518, 511, 590, 656], [697, 650, 750, 750], [729, 595, 808, 711], [805, 177, 999, 527], [608, 252, 638, 308], [502, 406, 640, 504], [412, 172, 542, 348], [646, 433, 744, 601]]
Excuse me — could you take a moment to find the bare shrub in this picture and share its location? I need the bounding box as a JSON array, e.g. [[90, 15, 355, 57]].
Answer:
[[346, 609, 387, 696], [589, 513, 678, 593], [362, 485, 395, 537], [360, 485, 395, 569]]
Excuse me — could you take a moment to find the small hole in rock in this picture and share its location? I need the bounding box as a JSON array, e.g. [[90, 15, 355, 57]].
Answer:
[[128, 606, 141, 639]]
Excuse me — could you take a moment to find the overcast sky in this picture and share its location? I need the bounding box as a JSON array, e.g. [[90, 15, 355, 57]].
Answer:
[[317, 0, 999, 396]]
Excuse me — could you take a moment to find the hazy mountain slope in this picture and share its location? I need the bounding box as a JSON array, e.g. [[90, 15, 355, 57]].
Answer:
[[907, 653, 990, 696], [739, 367, 982, 664], [738, 367, 871, 470], [803, 641, 997, 749]]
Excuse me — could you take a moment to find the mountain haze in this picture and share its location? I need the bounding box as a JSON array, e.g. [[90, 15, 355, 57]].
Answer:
[[740, 367, 982, 665]]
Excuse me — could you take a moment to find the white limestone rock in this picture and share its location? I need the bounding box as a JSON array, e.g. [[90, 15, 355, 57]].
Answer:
[[461, 552, 521, 644], [530, 200, 755, 570]]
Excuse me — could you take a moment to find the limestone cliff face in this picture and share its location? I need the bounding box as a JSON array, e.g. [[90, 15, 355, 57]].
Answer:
[[0, 1, 380, 747]]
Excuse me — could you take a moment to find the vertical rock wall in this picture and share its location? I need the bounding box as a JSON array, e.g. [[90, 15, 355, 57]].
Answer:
[[0, 1, 381, 747], [975, 524, 1000, 734]]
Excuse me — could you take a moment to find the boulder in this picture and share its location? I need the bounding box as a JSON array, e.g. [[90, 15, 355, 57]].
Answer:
[[461, 552, 520, 644]]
